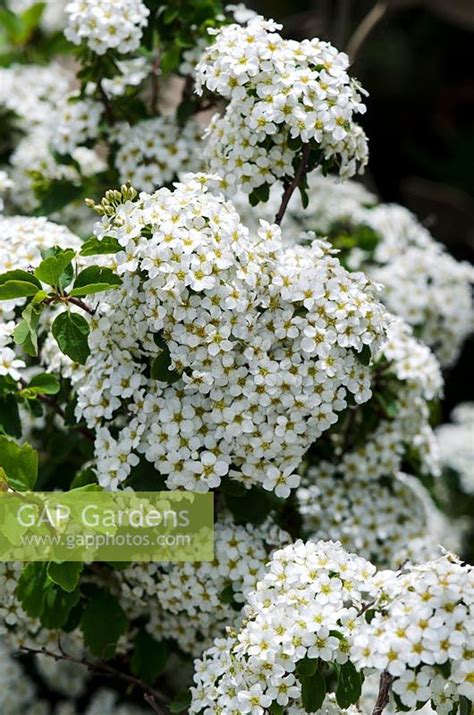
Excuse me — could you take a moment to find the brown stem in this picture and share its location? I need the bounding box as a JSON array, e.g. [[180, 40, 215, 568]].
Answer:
[[346, 2, 388, 61], [68, 296, 96, 316], [19, 644, 169, 713], [97, 80, 116, 124], [275, 143, 312, 226], [372, 671, 394, 715], [19, 377, 94, 443]]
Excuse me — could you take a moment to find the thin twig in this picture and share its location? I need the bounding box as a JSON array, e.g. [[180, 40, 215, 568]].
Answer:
[[346, 2, 388, 61], [19, 644, 169, 712], [275, 144, 312, 226], [372, 671, 394, 715]]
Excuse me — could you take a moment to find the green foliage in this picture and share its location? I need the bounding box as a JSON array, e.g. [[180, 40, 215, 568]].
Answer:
[[21, 372, 61, 397], [70, 266, 122, 297], [80, 588, 128, 659], [224, 484, 280, 526], [0, 436, 38, 490], [300, 670, 326, 713], [16, 563, 80, 628], [335, 661, 364, 709], [296, 657, 319, 678], [150, 345, 181, 383], [131, 630, 169, 684], [35, 247, 76, 289], [0, 393, 21, 438], [14, 302, 42, 356], [52, 311, 90, 365], [0, 269, 42, 299], [47, 562, 84, 593], [80, 236, 122, 256]]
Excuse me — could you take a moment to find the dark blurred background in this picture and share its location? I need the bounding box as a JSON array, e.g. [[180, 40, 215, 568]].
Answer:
[[250, 0, 474, 416]]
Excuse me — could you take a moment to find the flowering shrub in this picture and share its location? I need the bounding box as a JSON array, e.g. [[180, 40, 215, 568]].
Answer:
[[0, 1, 472, 714]]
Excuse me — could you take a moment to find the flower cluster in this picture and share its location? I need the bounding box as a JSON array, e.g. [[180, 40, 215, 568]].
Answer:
[[52, 96, 103, 155], [282, 176, 474, 366], [112, 114, 203, 192], [436, 403, 474, 495], [190, 539, 378, 713], [64, 0, 150, 55], [299, 470, 455, 568], [118, 516, 291, 655], [190, 542, 473, 715], [195, 16, 369, 194], [352, 554, 474, 710], [57, 174, 388, 493]]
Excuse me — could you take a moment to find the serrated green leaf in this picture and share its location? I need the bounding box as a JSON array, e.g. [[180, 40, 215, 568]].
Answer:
[[52, 311, 90, 365], [35, 248, 76, 288]]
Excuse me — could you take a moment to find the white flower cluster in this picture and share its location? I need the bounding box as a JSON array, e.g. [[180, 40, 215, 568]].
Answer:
[[112, 114, 203, 192], [352, 554, 474, 710], [436, 403, 474, 495], [296, 319, 444, 565], [299, 471, 453, 567], [195, 16, 369, 193], [190, 539, 379, 714], [190, 542, 474, 715], [64, 0, 149, 55], [52, 96, 103, 155], [281, 176, 473, 367], [0, 639, 38, 715], [0, 64, 71, 132], [365, 206, 474, 367], [118, 516, 291, 655], [100, 57, 150, 97], [63, 174, 387, 493]]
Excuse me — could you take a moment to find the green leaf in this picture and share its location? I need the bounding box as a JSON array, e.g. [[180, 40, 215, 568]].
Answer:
[[269, 704, 285, 715], [0, 394, 21, 438], [0, 280, 40, 300], [131, 630, 169, 684], [20, 2, 45, 34], [249, 183, 270, 206], [52, 311, 90, 365], [151, 349, 180, 383], [47, 562, 83, 593], [16, 563, 48, 618], [224, 485, 276, 526], [301, 671, 326, 713], [35, 248, 76, 288], [0, 269, 42, 290], [41, 584, 81, 628], [161, 45, 181, 73], [169, 690, 192, 713], [14, 302, 41, 357], [70, 266, 121, 297], [296, 657, 319, 678], [219, 584, 235, 604], [80, 590, 128, 659], [80, 236, 122, 256], [0, 436, 37, 490], [335, 661, 363, 709], [23, 372, 60, 396], [459, 697, 472, 715]]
